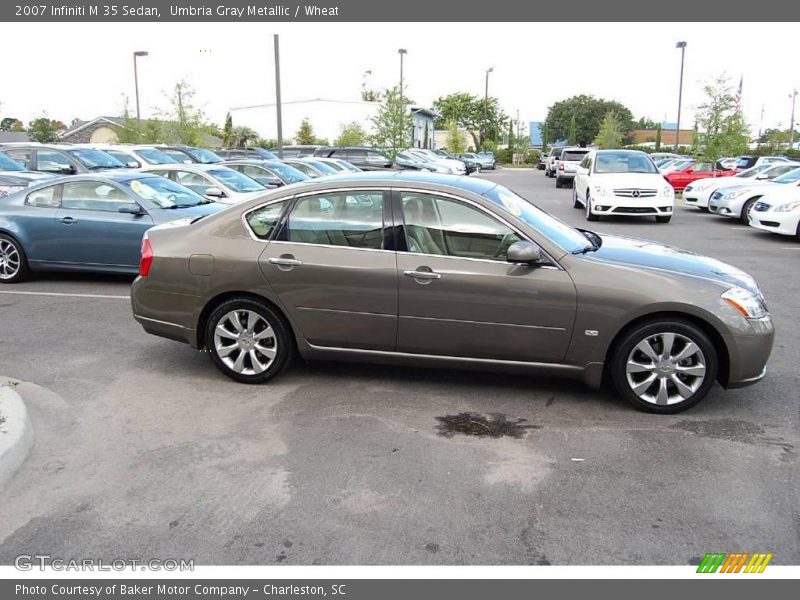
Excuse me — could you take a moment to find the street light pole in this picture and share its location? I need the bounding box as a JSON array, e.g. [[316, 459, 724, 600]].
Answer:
[[398, 49, 407, 100], [790, 90, 798, 149], [133, 51, 148, 122], [674, 41, 687, 152], [274, 34, 284, 159], [483, 67, 493, 150]]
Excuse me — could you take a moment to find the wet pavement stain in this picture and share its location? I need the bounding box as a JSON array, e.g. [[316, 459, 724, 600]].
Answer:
[[435, 412, 538, 439]]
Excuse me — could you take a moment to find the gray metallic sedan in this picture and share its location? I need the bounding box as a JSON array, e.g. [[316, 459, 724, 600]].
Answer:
[[131, 172, 774, 413]]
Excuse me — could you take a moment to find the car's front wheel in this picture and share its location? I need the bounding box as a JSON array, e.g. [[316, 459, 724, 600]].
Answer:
[[611, 320, 718, 413], [205, 298, 292, 384], [0, 234, 29, 284], [740, 197, 759, 224], [572, 186, 581, 209], [585, 192, 599, 221]]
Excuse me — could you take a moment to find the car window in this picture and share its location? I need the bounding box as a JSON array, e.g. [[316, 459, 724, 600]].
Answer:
[[401, 192, 521, 261], [37, 150, 72, 172], [264, 162, 309, 183], [246, 201, 288, 239], [170, 170, 215, 196], [0, 152, 25, 171], [67, 149, 126, 169], [286, 191, 384, 249], [61, 181, 131, 212], [106, 150, 138, 166], [287, 161, 319, 177], [125, 177, 207, 208], [25, 186, 59, 208], [562, 150, 589, 161], [3, 149, 32, 168], [135, 149, 177, 165], [161, 149, 193, 163], [207, 168, 265, 193]]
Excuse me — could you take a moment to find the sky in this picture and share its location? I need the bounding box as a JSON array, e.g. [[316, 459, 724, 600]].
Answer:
[[1, 21, 797, 136]]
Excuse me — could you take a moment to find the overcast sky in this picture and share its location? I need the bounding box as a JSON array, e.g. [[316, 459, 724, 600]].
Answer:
[[1, 22, 797, 135]]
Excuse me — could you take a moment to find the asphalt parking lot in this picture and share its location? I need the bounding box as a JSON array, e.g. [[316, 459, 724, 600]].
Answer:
[[0, 168, 797, 565]]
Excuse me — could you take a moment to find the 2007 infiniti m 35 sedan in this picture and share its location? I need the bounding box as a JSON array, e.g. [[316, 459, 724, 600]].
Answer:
[[130, 172, 774, 413]]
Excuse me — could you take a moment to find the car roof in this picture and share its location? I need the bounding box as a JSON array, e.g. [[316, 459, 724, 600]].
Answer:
[[141, 163, 230, 172], [20, 171, 156, 187]]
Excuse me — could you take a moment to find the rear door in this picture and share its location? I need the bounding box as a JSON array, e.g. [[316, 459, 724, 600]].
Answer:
[[258, 188, 398, 350], [54, 180, 153, 267]]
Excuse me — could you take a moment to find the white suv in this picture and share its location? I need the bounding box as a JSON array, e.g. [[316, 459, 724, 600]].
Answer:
[[573, 149, 675, 223]]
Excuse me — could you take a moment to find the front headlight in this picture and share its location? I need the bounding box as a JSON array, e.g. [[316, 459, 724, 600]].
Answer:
[[0, 185, 25, 197], [722, 287, 767, 319], [723, 189, 749, 200], [687, 182, 711, 192], [662, 186, 674, 198], [593, 185, 611, 197], [775, 200, 800, 213]]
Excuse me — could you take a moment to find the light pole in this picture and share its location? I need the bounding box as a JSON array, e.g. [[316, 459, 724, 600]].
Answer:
[[789, 90, 798, 149], [674, 41, 687, 151], [274, 35, 284, 158], [398, 49, 407, 100], [483, 67, 493, 150], [133, 51, 148, 122]]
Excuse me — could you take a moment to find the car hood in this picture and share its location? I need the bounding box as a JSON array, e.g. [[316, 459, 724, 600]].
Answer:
[[584, 233, 759, 293], [150, 202, 227, 222], [713, 181, 786, 196], [592, 173, 668, 189], [0, 171, 55, 185]]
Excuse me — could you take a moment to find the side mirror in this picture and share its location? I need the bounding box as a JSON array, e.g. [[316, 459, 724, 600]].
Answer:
[[118, 203, 143, 215], [58, 164, 74, 173], [126, 161, 140, 169], [506, 241, 542, 265], [755, 174, 769, 180], [205, 186, 225, 198]]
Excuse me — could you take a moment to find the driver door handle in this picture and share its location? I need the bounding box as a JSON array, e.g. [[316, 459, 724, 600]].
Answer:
[[59, 216, 76, 224], [268, 257, 303, 267], [404, 269, 442, 280]]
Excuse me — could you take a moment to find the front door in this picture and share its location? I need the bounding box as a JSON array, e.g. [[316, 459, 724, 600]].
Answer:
[[395, 191, 577, 363], [54, 180, 153, 268], [258, 189, 397, 351]]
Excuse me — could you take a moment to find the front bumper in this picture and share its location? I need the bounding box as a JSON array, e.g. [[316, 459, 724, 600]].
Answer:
[[724, 315, 775, 389], [589, 196, 674, 217], [683, 188, 714, 208], [708, 196, 746, 218], [749, 211, 800, 236]]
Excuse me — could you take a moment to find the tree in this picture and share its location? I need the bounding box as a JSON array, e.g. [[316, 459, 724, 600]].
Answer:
[[295, 118, 317, 145], [636, 116, 659, 129], [423, 121, 429, 149], [594, 111, 624, 149], [334, 121, 367, 147], [158, 81, 209, 146], [230, 126, 259, 147], [222, 112, 233, 147], [444, 119, 465, 154], [370, 86, 413, 160], [568, 114, 577, 145], [654, 123, 662, 151], [26, 116, 64, 143], [541, 121, 548, 152], [432, 92, 508, 151], [0, 117, 24, 132], [695, 75, 750, 165], [545, 94, 635, 146]]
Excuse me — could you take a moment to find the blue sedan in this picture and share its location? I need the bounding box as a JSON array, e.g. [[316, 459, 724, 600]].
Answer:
[[0, 172, 227, 283]]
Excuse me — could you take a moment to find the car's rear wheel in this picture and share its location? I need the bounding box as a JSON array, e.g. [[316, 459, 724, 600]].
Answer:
[[656, 215, 672, 223], [740, 197, 758, 224], [611, 320, 718, 414], [0, 234, 29, 284], [205, 298, 292, 384], [585, 192, 599, 221]]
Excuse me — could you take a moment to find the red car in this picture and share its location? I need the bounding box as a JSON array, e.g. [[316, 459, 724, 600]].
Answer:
[[665, 161, 737, 192]]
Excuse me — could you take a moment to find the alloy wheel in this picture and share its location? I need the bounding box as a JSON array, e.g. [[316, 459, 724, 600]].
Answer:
[[0, 239, 21, 281], [625, 332, 707, 406], [213, 309, 278, 375]]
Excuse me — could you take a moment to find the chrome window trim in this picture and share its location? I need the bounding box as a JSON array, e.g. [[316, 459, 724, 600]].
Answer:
[[394, 187, 563, 270]]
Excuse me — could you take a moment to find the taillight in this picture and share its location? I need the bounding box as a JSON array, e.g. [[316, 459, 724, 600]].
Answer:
[[558, 163, 564, 170], [139, 237, 153, 277]]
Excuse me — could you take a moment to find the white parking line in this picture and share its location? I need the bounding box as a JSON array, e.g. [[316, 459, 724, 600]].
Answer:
[[0, 290, 129, 300], [780, 247, 800, 250]]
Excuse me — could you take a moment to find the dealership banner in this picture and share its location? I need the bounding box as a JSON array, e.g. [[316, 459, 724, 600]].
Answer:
[[3, 579, 798, 599], [2, 0, 798, 21]]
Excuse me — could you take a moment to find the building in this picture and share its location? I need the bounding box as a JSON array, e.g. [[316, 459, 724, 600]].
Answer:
[[432, 128, 473, 151], [631, 122, 693, 147], [529, 121, 544, 147], [0, 131, 31, 143], [58, 115, 222, 146], [230, 98, 438, 148]]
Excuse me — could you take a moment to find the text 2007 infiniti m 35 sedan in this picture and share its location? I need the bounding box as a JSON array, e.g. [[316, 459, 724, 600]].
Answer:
[[131, 171, 774, 413]]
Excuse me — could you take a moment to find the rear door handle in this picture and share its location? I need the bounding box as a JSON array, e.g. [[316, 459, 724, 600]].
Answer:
[[404, 269, 441, 280], [268, 257, 303, 267], [59, 216, 76, 224]]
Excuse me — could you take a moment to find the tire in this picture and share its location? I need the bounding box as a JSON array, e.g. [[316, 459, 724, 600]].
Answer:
[[205, 297, 292, 384], [555, 177, 562, 188], [740, 197, 758, 225], [0, 233, 30, 284], [656, 215, 672, 223], [611, 319, 718, 414], [585, 192, 599, 221], [572, 186, 581, 209]]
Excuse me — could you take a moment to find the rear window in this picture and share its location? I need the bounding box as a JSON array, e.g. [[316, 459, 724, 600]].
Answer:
[[561, 150, 589, 161], [736, 157, 756, 169]]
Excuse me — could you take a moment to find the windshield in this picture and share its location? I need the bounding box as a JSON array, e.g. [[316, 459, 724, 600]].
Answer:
[[594, 152, 657, 174], [735, 157, 755, 169], [67, 149, 126, 169], [483, 185, 592, 253], [252, 148, 278, 160], [0, 153, 25, 171], [736, 164, 772, 178], [772, 168, 800, 184], [208, 168, 266, 193], [135, 148, 178, 165], [125, 176, 208, 208], [306, 160, 339, 175], [264, 162, 309, 183], [186, 148, 223, 164]]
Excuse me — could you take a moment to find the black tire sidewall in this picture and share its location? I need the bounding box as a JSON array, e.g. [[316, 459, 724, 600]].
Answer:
[[0, 233, 29, 284], [205, 298, 292, 384], [611, 320, 718, 414], [740, 198, 757, 224]]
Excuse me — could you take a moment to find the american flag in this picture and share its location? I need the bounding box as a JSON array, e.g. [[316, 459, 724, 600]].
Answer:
[[734, 76, 743, 110]]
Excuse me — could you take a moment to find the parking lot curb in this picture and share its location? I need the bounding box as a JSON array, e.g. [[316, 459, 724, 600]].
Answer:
[[0, 380, 34, 492]]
